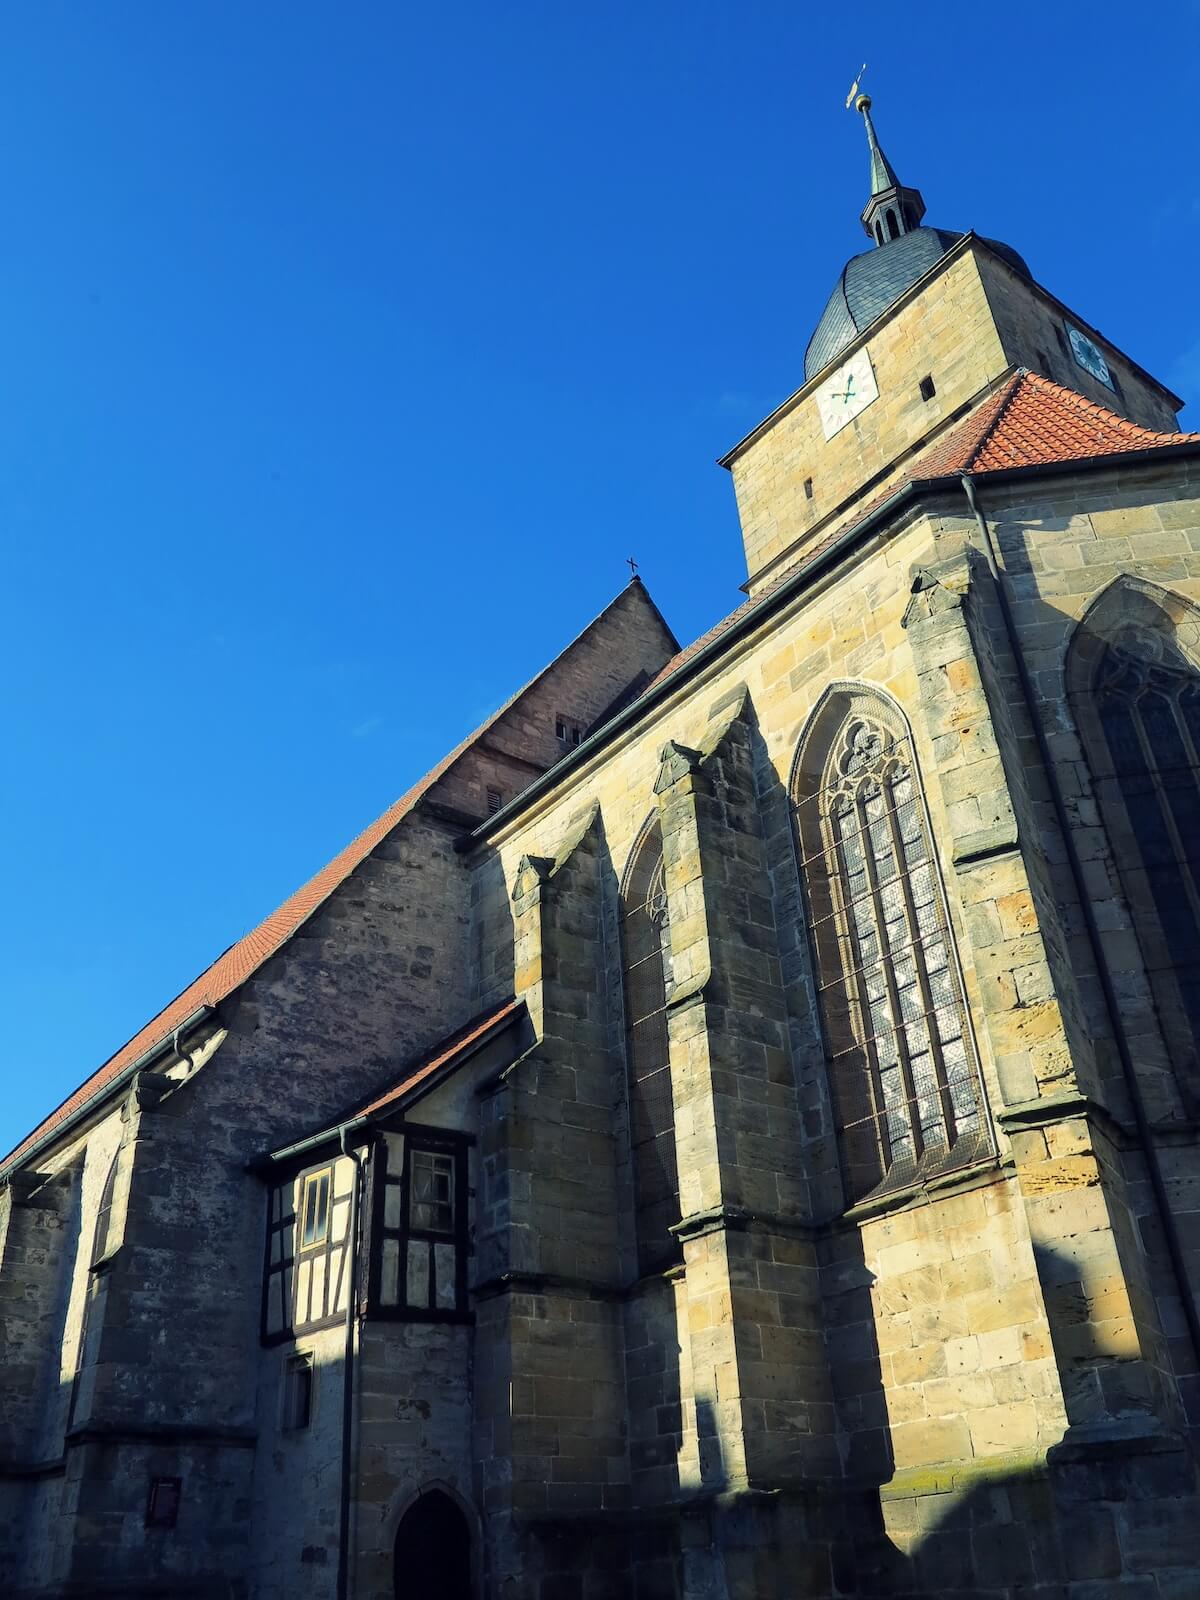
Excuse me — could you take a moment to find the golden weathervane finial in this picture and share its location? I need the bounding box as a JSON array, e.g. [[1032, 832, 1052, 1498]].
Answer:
[[844, 62, 868, 110]]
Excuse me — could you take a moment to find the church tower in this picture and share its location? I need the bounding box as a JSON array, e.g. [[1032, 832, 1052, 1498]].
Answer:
[[725, 93, 1184, 598], [3, 81, 1200, 1600], [855, 91, 927, 245]]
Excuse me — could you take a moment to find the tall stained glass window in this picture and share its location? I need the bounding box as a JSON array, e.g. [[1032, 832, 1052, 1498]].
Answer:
[[794, 696, 988, 1203], [621, 818, 680, 1272], [1077, 609, 1200, 1083]]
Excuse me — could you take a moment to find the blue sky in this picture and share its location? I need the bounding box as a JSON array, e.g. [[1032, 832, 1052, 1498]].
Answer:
[[3, 2, 1198, 1157]]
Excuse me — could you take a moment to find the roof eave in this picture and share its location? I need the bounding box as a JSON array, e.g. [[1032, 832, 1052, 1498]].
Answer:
[[250, 1001, 527, 1172], [719, 235, 1187, 475], [0, 1006, 215, 1181], [462, 478, 932, 850], [717, 233, 978, 470], [465, 439, 1200, 850]]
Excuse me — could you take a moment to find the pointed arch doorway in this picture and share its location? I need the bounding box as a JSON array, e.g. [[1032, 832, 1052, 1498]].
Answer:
[[393, 1487, 473, 1600]]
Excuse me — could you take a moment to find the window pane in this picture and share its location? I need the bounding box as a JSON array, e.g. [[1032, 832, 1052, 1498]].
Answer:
[[410, 1151, 455, 1234], [1096, 630, 1200, 1063], [284, 1356, 313, 1431], [301, 1171, 331, 1248], [434, 1243, 457, 1309], [381, 1237, 400, 1305], [621, 821, 680, 1276], [797, 710, 986, 1202], [406, 1241, 430, 1306]]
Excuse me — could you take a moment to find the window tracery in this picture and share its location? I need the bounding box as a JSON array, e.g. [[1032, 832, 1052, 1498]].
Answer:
[[1076, 605, 1200, 1084], [794, 696, 988, 1203]]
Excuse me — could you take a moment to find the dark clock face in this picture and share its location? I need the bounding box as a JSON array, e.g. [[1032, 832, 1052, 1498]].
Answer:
[[1067, 325, 1114, 390]]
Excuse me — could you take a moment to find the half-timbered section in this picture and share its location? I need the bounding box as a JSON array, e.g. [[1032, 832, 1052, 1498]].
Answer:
[[261, 1155, 356, 1342]]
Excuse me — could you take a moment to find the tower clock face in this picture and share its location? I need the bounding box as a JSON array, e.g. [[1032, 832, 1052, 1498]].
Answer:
[[816, 350, 879, 439], [1066, 325, 1114, 390]]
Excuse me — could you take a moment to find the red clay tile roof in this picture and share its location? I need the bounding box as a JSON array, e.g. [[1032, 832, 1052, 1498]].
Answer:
[[8, 374, 1195, 1175], [4, 578, 676, 1175], [645, 371, 1200, 694], [1, 653, 571, 1174], [0, 738, 474, 1174], [968, 370, 1200, 471], [347, 998, 525, 1124]]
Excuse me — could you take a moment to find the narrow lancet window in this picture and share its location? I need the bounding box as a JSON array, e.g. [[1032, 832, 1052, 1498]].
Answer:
[[621, 818, 679, 1273], [794, 695, 987, 1203], [91, 1153, 120, 1268]]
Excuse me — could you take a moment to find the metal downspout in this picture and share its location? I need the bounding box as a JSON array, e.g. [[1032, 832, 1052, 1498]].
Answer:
[[336, 1129, 366, 1600], [960, 471, 1200, 1372]]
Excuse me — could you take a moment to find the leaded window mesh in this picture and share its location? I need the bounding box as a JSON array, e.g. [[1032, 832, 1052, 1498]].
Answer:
[[1091, 622, 1200, 1074], [621, 820, 680, 1274], [91, 1154, 119, 1268], [795, 707, 988, 1203]]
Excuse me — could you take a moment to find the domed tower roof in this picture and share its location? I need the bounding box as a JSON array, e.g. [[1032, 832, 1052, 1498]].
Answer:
[[803, 92, 1030, 383]]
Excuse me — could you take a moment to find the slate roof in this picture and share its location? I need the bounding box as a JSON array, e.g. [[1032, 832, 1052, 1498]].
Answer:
[[804, 230, 1031, 382], [646, 371, 1200, 693]]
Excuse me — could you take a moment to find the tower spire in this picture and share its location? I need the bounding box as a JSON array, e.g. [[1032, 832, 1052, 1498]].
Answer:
[[852, 91, 926, 247]]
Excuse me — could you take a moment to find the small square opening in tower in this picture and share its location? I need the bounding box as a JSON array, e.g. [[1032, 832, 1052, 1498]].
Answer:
[[919, 375, 936, 402], [145, 1477, 182, 1529], [486, 787, 503, 815], [803, 477, 814, 500]]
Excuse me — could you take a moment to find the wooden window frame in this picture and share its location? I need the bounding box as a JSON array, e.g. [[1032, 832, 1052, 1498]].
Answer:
[[367, 1125, 471, 1324], [260, 1158, 353, 1347], [299, 1168, 331, 1250]]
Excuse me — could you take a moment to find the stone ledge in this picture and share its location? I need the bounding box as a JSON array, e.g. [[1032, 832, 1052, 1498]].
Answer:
[[672, 1203, 819, 1244], [878, 1448, 1048, 1501], [65, 1420, 258, 1450], [952, 823, 1021, 868], [837, 1155, 1009, 1227], [0, 1455, 65, 1481]]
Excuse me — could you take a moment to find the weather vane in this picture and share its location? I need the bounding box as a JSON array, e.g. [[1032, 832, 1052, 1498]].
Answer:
[[844, 62, 867, 110]]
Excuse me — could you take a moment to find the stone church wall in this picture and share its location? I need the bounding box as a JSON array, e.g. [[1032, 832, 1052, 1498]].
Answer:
[[6, 350, 1200, 1596], [730, 249, 1003, 591], [975, 249, 1180, 433], [463, 473, 1200, 1595]]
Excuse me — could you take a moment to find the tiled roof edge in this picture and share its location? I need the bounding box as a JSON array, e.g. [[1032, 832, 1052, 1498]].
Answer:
[[2, 578, 671, 1177]]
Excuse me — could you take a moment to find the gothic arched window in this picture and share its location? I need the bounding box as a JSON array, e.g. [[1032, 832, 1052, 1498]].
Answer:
[[793, 692, 988, 1204], [1069, 584, 1200, 1087], [91, 1153, 120, 1268], [620, 817, 679, 1273]]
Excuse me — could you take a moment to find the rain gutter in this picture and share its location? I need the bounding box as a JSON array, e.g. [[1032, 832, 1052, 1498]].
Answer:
[[0, 1006, 214, 1181]]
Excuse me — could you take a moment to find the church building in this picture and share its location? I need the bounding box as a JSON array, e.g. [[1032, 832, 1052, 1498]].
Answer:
[[5, 92, 1200, 1599]]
